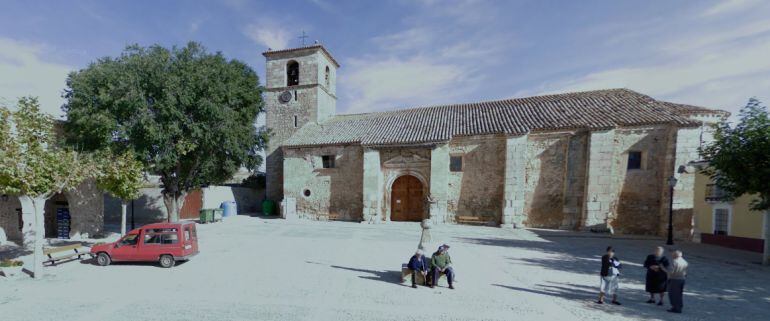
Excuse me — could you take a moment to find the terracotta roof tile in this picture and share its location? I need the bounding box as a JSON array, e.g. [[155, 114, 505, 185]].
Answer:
[[283, 88, 719, 147]]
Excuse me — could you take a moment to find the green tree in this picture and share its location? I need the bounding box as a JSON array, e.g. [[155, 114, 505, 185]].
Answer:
[[700, 98, 770, 265], [0, 97, 95, 278], [96, 150, 144, 235], [63, 42, 266, 221]]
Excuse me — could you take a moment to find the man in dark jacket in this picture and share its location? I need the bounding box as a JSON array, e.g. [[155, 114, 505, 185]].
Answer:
[[598, 246, 622, 305], [407, 249, 429, 288], [430, 244, 454, 289]]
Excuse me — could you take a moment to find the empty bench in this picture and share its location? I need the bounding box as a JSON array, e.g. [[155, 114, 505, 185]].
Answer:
[[455, 215, 496, 226], [43, 243, 89, 266]]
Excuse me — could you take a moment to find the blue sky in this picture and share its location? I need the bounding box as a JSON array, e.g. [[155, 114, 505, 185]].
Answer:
[[1, 0, 769, 120]]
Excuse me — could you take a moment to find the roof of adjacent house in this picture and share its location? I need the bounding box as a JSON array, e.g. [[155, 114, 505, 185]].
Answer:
[[282, 88, 726, 148]]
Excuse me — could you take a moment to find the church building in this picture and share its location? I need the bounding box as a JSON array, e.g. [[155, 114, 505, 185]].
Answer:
[[263, 44, 727, 236]]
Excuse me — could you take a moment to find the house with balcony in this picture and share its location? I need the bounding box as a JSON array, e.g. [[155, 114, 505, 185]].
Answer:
[[692, 162, 767, 252]]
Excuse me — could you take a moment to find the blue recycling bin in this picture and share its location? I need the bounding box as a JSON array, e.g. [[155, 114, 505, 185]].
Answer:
[[220, 201, 238, 217]]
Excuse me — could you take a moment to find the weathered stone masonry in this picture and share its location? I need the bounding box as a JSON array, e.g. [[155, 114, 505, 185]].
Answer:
[[264, 44, 728, 237]]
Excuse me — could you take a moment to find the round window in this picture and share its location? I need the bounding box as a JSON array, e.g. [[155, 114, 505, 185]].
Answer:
[[303, 189, 311, 197]]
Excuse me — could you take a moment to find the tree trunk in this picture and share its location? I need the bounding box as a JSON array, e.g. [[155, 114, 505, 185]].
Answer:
[[764, 210, 770, 266], [19, 195, 48, 279], [120, 201, 128, 235], [162, 192, 187, 222]]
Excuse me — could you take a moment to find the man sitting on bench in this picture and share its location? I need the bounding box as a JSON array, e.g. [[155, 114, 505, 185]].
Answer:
[[407, 249, 429, 288], [430, 244, 455, 289]]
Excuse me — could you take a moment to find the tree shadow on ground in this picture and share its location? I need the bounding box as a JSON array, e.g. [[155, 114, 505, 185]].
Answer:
[[492, 282, 690, 320], [329, 265, 408, 287], [0, 246, 31, 260], [457, 230, 768, 321]]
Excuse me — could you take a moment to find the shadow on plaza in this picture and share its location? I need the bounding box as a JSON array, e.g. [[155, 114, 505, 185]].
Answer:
[[491, 282, 705, 320], [329, 265, 408, 287], [458, 231, 766, 320]]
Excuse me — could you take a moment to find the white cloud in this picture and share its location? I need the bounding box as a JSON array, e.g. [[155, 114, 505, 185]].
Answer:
[[343, 57, 469, 113], [701, 0, 762, 17], [525, 12, 770, 120], [243, 22, 291, 50], [0, 38, 71, 117]]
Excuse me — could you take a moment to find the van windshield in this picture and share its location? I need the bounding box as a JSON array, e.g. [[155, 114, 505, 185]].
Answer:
[[119, 234, 139, 246]]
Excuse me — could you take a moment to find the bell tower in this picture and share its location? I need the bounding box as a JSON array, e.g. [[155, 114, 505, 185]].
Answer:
[[262, 45, 339, 202]]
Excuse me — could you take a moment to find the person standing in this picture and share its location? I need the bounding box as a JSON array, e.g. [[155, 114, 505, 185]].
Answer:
[[644, 246, 670, 305], [665, 250, 688, 314], [407, 249, 429, 288], [597, 246, 622, 305], [430, 244, 455, 289]]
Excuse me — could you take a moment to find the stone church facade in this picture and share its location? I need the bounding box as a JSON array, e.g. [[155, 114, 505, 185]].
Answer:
[[263, 45, 727, 236]]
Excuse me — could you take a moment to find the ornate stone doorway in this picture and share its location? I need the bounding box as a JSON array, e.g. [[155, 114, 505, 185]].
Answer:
[[390, 175, 425, 222]]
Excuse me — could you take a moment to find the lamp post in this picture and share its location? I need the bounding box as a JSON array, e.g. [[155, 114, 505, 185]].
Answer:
[[667, 175, 678, 245]]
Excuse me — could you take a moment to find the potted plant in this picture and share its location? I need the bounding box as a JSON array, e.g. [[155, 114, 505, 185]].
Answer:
[[0, 259, 25, 278]]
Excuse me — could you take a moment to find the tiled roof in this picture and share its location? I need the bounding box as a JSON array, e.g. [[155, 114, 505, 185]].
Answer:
[[262, 44, 340, 67], [283, 89, 721, 147], [657, 101, 730, 116]]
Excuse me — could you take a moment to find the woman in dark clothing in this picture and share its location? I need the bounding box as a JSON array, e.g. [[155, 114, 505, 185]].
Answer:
[[644, 246, 670, 305]]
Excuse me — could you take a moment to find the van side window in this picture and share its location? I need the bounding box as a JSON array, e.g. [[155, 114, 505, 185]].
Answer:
[[161, 233, 179, 244]]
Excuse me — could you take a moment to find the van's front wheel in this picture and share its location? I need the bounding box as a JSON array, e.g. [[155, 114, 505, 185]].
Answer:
[[96, 252, 111, 266], [159, 255, 175, 268]]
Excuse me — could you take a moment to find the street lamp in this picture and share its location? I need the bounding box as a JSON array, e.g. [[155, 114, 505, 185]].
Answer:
[[667, 175, 678, 245]]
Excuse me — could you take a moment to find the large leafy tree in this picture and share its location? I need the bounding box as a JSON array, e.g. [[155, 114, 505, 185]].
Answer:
[[700, 98, 770, 265], [63, 42, 265, 221], [0, 97, 95, 278]]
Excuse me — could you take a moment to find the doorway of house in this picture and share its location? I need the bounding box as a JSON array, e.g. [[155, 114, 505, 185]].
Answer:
[[390, 175, 425, 222]]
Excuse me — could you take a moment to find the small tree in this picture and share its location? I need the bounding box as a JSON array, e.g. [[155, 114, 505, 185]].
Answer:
[[0, 97, 94, 278], [63, 42, 265, 221], [700, 98, 770, 265], [96, 150, 144, 235]]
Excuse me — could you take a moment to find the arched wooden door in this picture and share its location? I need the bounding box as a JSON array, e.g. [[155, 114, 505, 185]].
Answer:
[[390, 175, 425, 222]]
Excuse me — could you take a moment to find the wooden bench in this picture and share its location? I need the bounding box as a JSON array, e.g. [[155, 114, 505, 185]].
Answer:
[[455, 215, 496, 226], [401, 263, 428, 285], [43, 243, 89, 266]]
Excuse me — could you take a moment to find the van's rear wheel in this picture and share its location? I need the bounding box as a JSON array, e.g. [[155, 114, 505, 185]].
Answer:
[[96, 252, 111, 266], [159, 255, 175, 268]]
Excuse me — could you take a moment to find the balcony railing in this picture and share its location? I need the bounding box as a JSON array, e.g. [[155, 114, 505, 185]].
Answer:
[[705, 184, 729, 202]]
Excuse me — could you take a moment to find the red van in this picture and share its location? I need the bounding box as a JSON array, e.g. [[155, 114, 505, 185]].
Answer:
[[90, 221, 199, 268]]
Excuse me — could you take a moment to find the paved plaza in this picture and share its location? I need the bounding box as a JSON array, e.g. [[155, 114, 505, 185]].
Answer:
[[2, 216, 769, 321]]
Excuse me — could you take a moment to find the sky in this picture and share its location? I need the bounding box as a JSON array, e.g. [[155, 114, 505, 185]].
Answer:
[[1, 0, 770, 122]]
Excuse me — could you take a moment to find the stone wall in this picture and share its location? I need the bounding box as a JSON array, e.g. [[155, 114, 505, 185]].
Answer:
[[264, 48, 338, 203], [583, 130, 617, 231], [283, 145, 363, 221], [0, 196, 22, 244], [64, 179, 104, 238], [562, 133, 588, 229], [523, 133, 571, 228], [611, 126, 671, 235], [447, 136, 505, 223], [502, 135, 528, 227]]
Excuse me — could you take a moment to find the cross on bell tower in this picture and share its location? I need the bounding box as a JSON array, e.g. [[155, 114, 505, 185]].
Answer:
[[298, 30, 309, 46]]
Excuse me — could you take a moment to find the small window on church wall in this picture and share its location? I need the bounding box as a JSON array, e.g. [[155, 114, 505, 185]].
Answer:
[[293, 115, 298, 128], [287, 60, 299, 86], [324, 66, 330, 88], [627, 151, 642, 170], [322, 155, 335, 168], [450, 156, 463, 172]]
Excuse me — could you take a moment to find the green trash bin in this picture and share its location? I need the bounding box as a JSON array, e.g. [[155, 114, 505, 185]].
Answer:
[[213, 208, 224, 222], [199, 209, 214, 224], [262, 200, 276, 216]]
